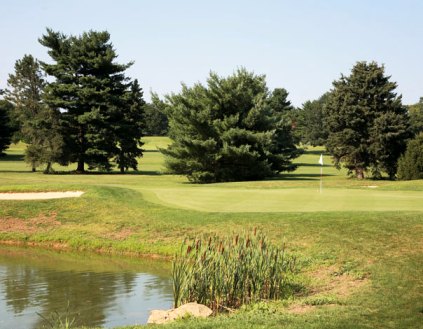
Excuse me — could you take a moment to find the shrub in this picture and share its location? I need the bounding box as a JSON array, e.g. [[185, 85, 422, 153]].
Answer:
[[397, 133, 423, 180], [172, 230, 297, 312]]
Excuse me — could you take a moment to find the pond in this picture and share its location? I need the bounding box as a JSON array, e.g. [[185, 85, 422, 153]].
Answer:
[[0, 246, 173, 329]]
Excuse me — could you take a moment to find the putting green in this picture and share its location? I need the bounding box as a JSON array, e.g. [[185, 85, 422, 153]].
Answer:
[[144, 187, 423, 212]]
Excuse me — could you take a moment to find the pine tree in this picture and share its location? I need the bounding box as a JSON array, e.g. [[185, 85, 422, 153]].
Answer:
[[397, 133, 423, 180], [39, 29, 133, 172], [5, 54, 62, 171], [162, 68, 299, 183], [296, 93, 330, 146], [0, 100, 15, 156], [143, 93, 169, 136], [114, 79, 145, 173], [325, 61, 410, 179], [408, 97, 423, 136]]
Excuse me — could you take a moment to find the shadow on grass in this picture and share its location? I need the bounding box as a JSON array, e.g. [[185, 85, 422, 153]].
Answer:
[[0, 169, 165, 176], [296, 163, 332, 168], [274, 173, 334, 181], [0, 154, 24, 161]]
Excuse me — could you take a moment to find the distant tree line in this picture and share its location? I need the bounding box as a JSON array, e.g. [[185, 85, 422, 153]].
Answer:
[[0, 29, 422, 181]]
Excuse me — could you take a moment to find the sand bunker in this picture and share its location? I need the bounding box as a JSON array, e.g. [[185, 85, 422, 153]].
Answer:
[[0, 191, 84, 200]]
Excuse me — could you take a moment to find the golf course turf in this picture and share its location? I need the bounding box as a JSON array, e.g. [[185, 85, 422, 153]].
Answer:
[[0, 137, 422, 328]]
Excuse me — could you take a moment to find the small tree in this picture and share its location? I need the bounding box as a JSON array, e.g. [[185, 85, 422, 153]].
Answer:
[[397, 133, 423, 180], [325, 61, 410, 179], [162, 68, 299, 183], [408, 97, 423, 136], [296, 93, 330, 146], [143, 93, 169, 136]]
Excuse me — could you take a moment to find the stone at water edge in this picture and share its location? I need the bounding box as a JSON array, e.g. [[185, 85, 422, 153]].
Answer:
[[147, 302, 213, 324]]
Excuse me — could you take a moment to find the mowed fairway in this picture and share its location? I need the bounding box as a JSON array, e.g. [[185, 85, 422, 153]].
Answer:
[[0, 137, 422, 329]]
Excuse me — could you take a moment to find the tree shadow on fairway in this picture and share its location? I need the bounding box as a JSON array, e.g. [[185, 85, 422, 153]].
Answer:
[[296, 163, 332, 168], [274, 173, 334, 181], [0, 154, 24, 161]]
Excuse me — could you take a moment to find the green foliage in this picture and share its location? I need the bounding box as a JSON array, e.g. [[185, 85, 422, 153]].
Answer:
[[325, 61, 410, 179], [407, 97, 423, 136], [143, 93, 169, 136], [172, 231, 297, 312], [397, 133, 423, 180], [0, 100, 15, 156], [5, 54, 62, 171], [39, 28, 142, 172], [162, 68, 299, 183], [296, 93, 330, 146], [114, 79, 145, 173]]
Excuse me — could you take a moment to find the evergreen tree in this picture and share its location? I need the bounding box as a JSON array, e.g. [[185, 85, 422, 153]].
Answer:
[[325, 61, 409, 179], [408, 97, 423, 136], [5, 54, 62, 171], [0, 100, 14, 156], [39, 28, 135, 172], [296, 93, 330, 146], [143, 93, 169, 136], [397, 133, 423, 180], [114, 79, 145, 173], [162, 68, 299, 183]]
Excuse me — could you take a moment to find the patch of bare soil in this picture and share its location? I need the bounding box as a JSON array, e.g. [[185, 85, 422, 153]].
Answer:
[[288, 265, 369, 314], [0, 213, 61, 234], [104, 228, 134, 240], [310, 266, 369, 297]]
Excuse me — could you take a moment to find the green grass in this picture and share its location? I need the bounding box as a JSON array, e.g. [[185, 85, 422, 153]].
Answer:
[[0, 137, 422, 328]]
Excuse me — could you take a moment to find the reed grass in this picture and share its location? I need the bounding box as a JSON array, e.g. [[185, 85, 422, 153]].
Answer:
[[172, 230, 297, 312]]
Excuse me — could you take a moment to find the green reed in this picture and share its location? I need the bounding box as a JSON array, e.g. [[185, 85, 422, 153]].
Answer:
[[172, 230, 297, 312]]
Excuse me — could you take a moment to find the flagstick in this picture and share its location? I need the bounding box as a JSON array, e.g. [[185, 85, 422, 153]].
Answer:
[[320, 166, 323, 193]]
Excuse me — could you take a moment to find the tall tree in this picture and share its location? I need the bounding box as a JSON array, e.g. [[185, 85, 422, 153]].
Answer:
[[0, 100, 14, 156], [325, 61, 410, 179], [162, 68, 299, 183], [5, 54, 62, 171], [114, 79, 145, 173], [39, 28, 139, 172]]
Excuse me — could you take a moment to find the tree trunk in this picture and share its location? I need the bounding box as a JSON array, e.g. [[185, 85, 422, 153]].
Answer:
[[120, 166, 124, 173], [31, 166, 36, 172], [355, 167, 364, 179], [45, 162, 51, 174], [76, 159, 85, 173]]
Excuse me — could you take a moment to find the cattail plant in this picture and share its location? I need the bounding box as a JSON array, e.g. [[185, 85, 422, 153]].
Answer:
[[172, 230, 297, 312]]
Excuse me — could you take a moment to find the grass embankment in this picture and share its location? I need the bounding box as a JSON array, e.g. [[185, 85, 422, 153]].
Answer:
[[0, 137, 422, 328]]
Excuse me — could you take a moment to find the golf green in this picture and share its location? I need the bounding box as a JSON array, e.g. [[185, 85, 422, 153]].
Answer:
[[144, 187, 423, 212]]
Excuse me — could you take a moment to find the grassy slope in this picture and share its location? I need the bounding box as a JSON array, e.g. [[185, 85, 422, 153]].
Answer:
[[0, 138, 422, 328]]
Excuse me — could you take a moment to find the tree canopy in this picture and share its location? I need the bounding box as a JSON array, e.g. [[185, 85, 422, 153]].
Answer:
[[408, 97, 423, 136], [325, 61, 410, 179], [296, 93, 330, 146], [397, 133, 423, 180], [5, 54, 62, 172], [0, 100, 15, 156], [39, 28, 143, 172], [161, 68, 300, 183]]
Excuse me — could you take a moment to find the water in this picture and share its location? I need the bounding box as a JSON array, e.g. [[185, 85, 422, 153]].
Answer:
[[0, 246, 173, 329]]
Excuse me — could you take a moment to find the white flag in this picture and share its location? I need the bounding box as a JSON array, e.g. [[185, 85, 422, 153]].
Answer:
[[318, 154, 323, 166]]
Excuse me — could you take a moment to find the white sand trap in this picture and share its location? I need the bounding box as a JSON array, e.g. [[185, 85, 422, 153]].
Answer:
[[0, 191, 84, 200]]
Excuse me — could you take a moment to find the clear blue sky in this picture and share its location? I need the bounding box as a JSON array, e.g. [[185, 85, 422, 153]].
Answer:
[[0, 0, 422, 106]]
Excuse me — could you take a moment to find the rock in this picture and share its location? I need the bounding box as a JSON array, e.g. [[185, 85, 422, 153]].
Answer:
[[147, 302, 213, 324]]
